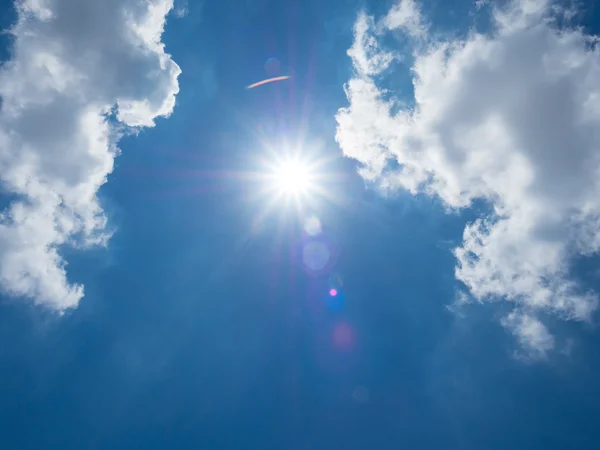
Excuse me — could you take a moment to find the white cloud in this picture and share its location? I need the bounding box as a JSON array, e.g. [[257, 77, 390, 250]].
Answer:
[[381, 0, 428, 39], [172, 0, 189, 18], [347, 13, 395, 77], [174, 8, 188, 18], [501, 311, 555, 359], [475, 0, 489, 10], [336, 0, 600, 356], [0, 0, 180, 310]]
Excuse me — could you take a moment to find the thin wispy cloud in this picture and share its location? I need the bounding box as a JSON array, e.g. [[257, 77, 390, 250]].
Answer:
[[173, 0, 189, 18], [381, 0, 428, 39], [336, 0, 600, 357], [0, 0, 180, 310]]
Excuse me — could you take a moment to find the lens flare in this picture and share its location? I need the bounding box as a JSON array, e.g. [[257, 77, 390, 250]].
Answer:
[[302, 241, 330, 272], [326, 289, 344, 311], [264, 57, 281, 76], [304, 216, 322, 236], [333, 322, 354, 350], [247, 75, 291, 89]]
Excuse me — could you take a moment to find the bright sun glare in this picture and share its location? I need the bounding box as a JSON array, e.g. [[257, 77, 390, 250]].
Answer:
[[274, 160, 311, 194], [251, 142, 336, 216], [247, 145, 339, 229]]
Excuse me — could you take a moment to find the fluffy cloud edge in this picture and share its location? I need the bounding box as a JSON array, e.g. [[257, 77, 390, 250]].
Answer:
[[0, 0, 181, 310], [336, 0, 600, 357]]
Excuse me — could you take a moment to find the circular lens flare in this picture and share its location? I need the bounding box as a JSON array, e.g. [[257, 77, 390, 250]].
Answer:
[[304, 216, 322, 236], [333, 322, 354, 350], [302, 241, 330, 272]]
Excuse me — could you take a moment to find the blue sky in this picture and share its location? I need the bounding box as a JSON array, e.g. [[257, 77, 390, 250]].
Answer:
[[2, 0, 600, 448]]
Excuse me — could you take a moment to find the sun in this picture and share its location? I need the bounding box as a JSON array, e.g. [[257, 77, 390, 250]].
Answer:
[[246, 140, 340, 220], [238, 141, 345, 248], [273, 159, 312, 195]]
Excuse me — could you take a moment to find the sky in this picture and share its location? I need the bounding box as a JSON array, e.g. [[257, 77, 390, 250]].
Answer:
[[1, 0, 600, 448]]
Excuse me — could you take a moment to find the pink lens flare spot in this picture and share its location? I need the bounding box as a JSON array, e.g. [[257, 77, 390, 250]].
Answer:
[[333, 322, 355, 350], [329, 288, 338, 297]]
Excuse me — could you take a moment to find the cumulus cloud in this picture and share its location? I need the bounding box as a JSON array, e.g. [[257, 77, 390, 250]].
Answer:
[[0, 0, 180, 310], [336, 0, 600, 357]]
